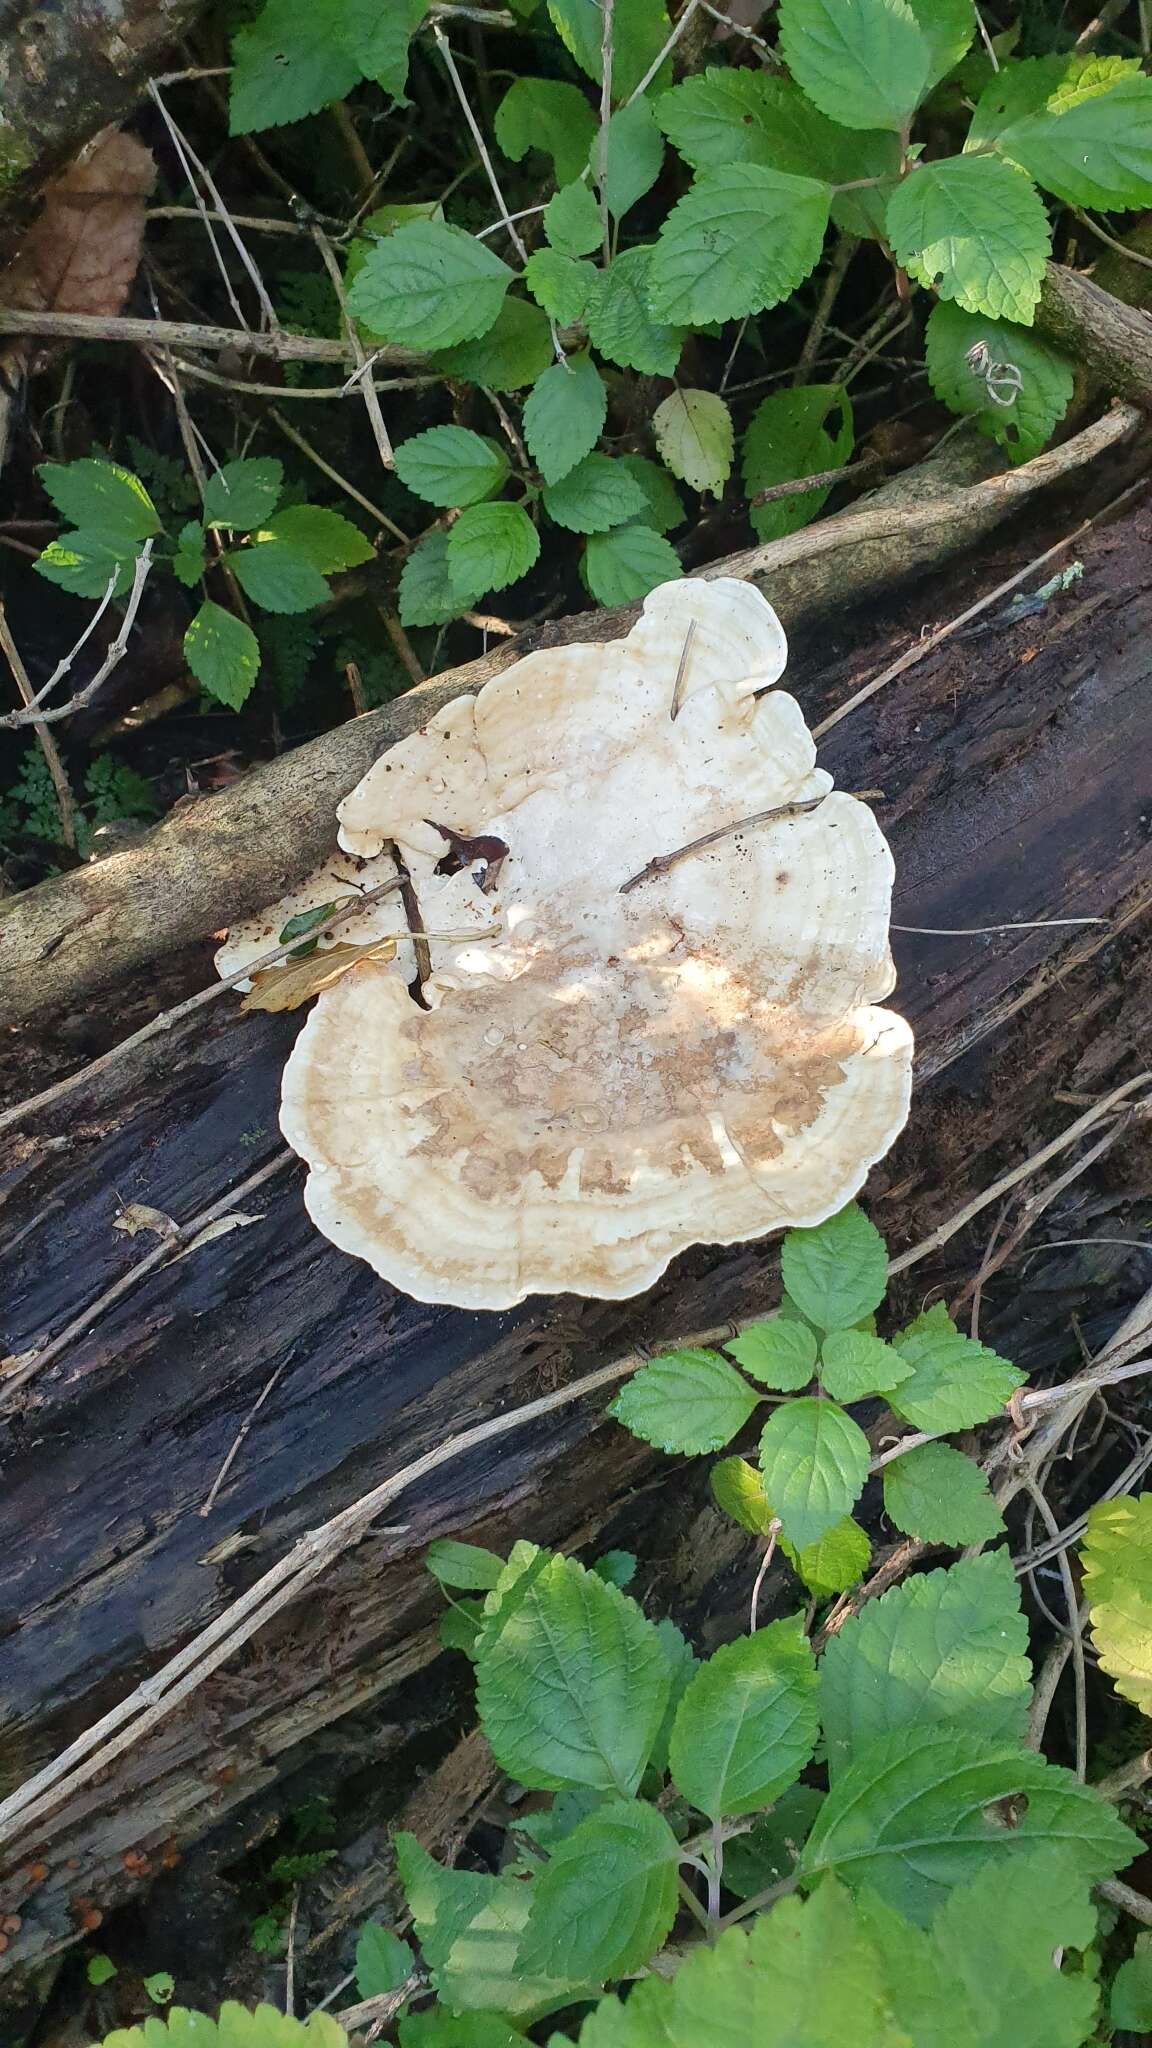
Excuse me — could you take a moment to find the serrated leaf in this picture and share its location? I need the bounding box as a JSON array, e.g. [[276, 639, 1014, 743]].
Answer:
[[883, 1442, 1005, 1544], [1083, 1493, 1152, 1715], [260, 505, 373, 571], [970, 53, 1152, 211], [547, 0, 671, 99], [711, 1456, 776, 1534], [230, 0, 360, 132], [340, 0, 426, 101], [722, 1783, 825, 1898], [655, 68, 794, 171], [203, 457, 284, 530], [395, 1833, 582, 2019], [517, 1800, 679, 1983], [889, 1314, 1024, 1430], [726, 1319, 817, 1391], [399, 531, 461, 627], [669, 1615, 818, 1817], [101, 2006, 348, 2048], [347, 222, 513, 350], [819, 1330, 910, 1402], [742, 384, 853, 542], [780, 1515, 871, 1596], [543, 454, 647, 534], [909, 0, 976, 88], [759, 1398, 870, 1551], [1111, 1931, 1152, 2030], [426, 1540, 504, 1591], [780, 1205, 888, 1333], [648, 165, 830, 326], [517, 1788, 607, 1850], [523, 353, 606, 485], [36, 529, 137, 599], [924, 301, 1073, 463], [356, 1923, 412, 1998], [885, 154, 1050, 324], [39, 459, 160, 541], [617, 455, 684, 532], [232, 540, 329, 613], [594, 99, 664, 219], [524, 250, 597, 326], [446, 502, 540, 599], [394, 427, 511, 508], [582, 524, 681, 605], [433, 298, 554, 390], [651, 388, 733, 497], [778, 0, 932, 131], [591, 1549, 636, 1589], [819, 1552, 1030, 1775], [543, 180, 604, 258], [495, 77, 597, 185], [172, 521, 207, 588], [801, 1724, 1139, 1923], [585, 247, 684, 376], [609, 1348, 759, 1453], [184, 601, 261, 708]]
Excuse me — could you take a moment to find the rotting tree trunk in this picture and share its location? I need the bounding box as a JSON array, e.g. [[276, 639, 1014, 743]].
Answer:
[[1, 498, 1151, 1987]]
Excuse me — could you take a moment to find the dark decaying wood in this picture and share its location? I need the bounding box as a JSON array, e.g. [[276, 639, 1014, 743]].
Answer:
[[1, 501, 1151, 1987]]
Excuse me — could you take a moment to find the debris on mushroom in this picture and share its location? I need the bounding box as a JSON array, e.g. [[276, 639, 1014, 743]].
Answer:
[[216, 579, 913, 1309]]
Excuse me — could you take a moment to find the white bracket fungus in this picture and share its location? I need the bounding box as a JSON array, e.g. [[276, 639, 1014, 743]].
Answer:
[[216, 579, 914, 1309]]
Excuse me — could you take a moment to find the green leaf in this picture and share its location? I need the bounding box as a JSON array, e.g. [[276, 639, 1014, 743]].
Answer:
[[100, 2007, 348, 2048], [971, 54, 1152, 211], [426, 1540, 504, 1591], [394, 427, 511, 508], [260, 505, 373, 571], [819, 1552, 1031, 1776], [184, 602, 262, 709], [399, 531, 462, 627], [143, 1973, 175, 2005], [440, 1598, 485, 1656], [356, 1923, 412, 1998], [232, 540, 329, 613], [172, 521, 207, 588], [609, 1348, 759, 1453], [742, 384, 854, 542], [400, 2014, 527, 2048], [433, 298, 554, 390], [340, 0, 426, 101], [524, 250, 597, 326], [395, 1834, 581, 2020], [617, 455, 684, 532], [446, 502, 540, 600], [495, 77, 597, 185], [583, 524, 681, 605], [543, 454, 647, 534], [889, 1314, 1023, 1430], [722, 1783, 825, 1898], [87, 1954, 118, 1986], [1111, 1932, 1152, 2030], [39, 459, 160, 541], [649, 165, 830, 326], [547, 0, 671, 99], [230, 0, 359, 131], [780, 1515, 871, 1596], [883, 1442, 1005, 1544], [347, 222, 513, 350], [778, 0, 932, 131], [517, 1800, 679, 1983], [594, 99, 664, 219], [652, 387, 733, 499], [591, 1549, 637, 1589], [780, 1205, 888, 1333], [523, 353, 606, 484], [585, 247, 684, 376], [1083, 1492, 1152, 1715], [924, 301, 1073, 463], [885, 154, 1050, 324], [36, 529, 137, 599], [802, 1725, 1139, 1923], [909, 0, 976, 89], [759, 1398, 869, 1552], [819, 1330, 910, 1402], [517, 1788, 607, 1850], [203, 457, 284, 530], [711, 1456, 775, 1534], [726, 1319, 817, 1391], [543, 180, 604, 258], [669, 1615, 819, 1817]]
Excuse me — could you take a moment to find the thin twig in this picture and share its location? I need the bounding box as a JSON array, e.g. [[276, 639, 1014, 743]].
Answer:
[[148, 85, 257, 332], [0, 307, 412, 366], [166, 352, 441, 402], [974, 5, 1001, 68], [626, 0, 701, 102], [891, 918, 1108, 935], [1073, 206, 1152, 271], [619, 796, 825, 893], [751, 453, 880, 508], [310, 226, 394, 469], [1096, 1749, 1152, 1802], [200, 1360, 291, 1517], [1099, 1878, 1152, 1927], [0, 545, 155, 730], [267, 409, 407, 540], [284, 1886, 300, 2017], [433, 27, 527, 263], [0, 607, 79, 848], [793, 235, 858, 387], [1019, 1472, 1087, 1779], [749, 1525, 780, 1633], [668, 619, 697, 721]]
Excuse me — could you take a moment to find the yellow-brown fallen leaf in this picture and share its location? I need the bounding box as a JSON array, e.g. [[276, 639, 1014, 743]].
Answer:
[[240, 938, 398, 1014], [113, 1201, 178, 1240]]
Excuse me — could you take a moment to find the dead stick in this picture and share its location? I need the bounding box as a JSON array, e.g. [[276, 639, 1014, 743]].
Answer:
[[619, 796, 826, 894], [751, 452, 880, 507], [0, 306, 414, 367]]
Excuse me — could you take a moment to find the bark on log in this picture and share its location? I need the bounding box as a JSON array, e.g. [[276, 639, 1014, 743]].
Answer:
[[1, 497, 1150, 1986], [1038, 262, 1152, 410]]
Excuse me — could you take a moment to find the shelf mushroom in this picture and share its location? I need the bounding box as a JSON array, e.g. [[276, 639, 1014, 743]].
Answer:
[[216, 579, 913, 1309]]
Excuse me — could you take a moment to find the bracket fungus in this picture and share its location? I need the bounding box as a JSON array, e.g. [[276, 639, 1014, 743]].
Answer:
[[217, 579, 913, 1309]]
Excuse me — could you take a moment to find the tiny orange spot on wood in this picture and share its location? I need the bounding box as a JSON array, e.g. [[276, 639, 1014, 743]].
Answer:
[[2, 1915, 21, 1933], [24, 1864, 48, 1886], [159, 1841, 180, 1870], [70, 1897, 104, 1931], [1019, 646, 1038, 663], [66, 1858, 81, 1870]]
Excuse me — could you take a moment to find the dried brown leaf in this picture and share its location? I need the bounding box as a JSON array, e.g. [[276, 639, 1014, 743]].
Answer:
[[113, 1201, 178, 1240], [240, 939, 398, 1014], [1, 129, 155, 320]]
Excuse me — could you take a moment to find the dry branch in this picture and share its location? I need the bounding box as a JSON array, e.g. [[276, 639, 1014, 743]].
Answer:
[[1037, 262, 1152, 409]]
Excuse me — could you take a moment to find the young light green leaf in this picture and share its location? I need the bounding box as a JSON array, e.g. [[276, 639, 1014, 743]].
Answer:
[[340, 0, 426, 101], [759, 1398, 870, 1552], [582, 524, 681, 605], [889, 1315, 1024, 1430], [726, 1319, 817, 1391], [356, 1923, 413, 1998], [524, 250, 598, 326], [474, 1552, 671, 1794], [543, 179, 604, 258], [585, 247, 685, 377], [778, 0, 932, 131], [395, 1833, 582, 2019], [230, 0, 359, 132], [347, 222, 513, 350], [172, 521, 207, 588], [594, 99, 664, 219], [87, 1954, 117, 1987], [516, 1800, 679, 1983], [261, 505, 373, 571], [523, 353, 607, 485], [801, 1725, 1139, 1923], [924, 301, 1073, 462], [35, 530, 137, 599], [543, 454, 648, 534], [184, 601, 261, 709], [447, 503, 540, 600], [883, 1441, 1005, 1545], [495, 77, 598, 185], [819, 1330, 910, 1403], [617, 454, 684, 532], [885, 154, 1050, 323], [232, 540, 330, 613], [970, 54, 1152, 211], [610, 1348, 759, 1453], [780, 1205, 888, 1333], [780, 1515, 871, 1596], [399, 531, 462, 627], [653, 388, 733, 496], [710, 1455, 775, 1534], [722, 1784, 825, 1898], [648, 165, 830, 326], [669, 1615, 819, 1817], [39, 459, 161, 541], [395, 427, 511, 508], [1111, 1931, 1152, 2031], [202, 457, 284, 530], [547, 0, 671, 99], [742, 384, 853, 542], [819, 1552, 1030, 1775], [433, 298, 554, 390], [1082, 1492, 1152, 1715], [425, 1540, 504, 1591]]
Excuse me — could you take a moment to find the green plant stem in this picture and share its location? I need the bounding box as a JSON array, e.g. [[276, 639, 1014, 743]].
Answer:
[[716, 1871, 799, 1929]]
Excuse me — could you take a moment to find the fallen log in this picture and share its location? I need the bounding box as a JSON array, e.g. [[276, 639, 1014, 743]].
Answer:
[[0, 492, 1150, 1988]]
